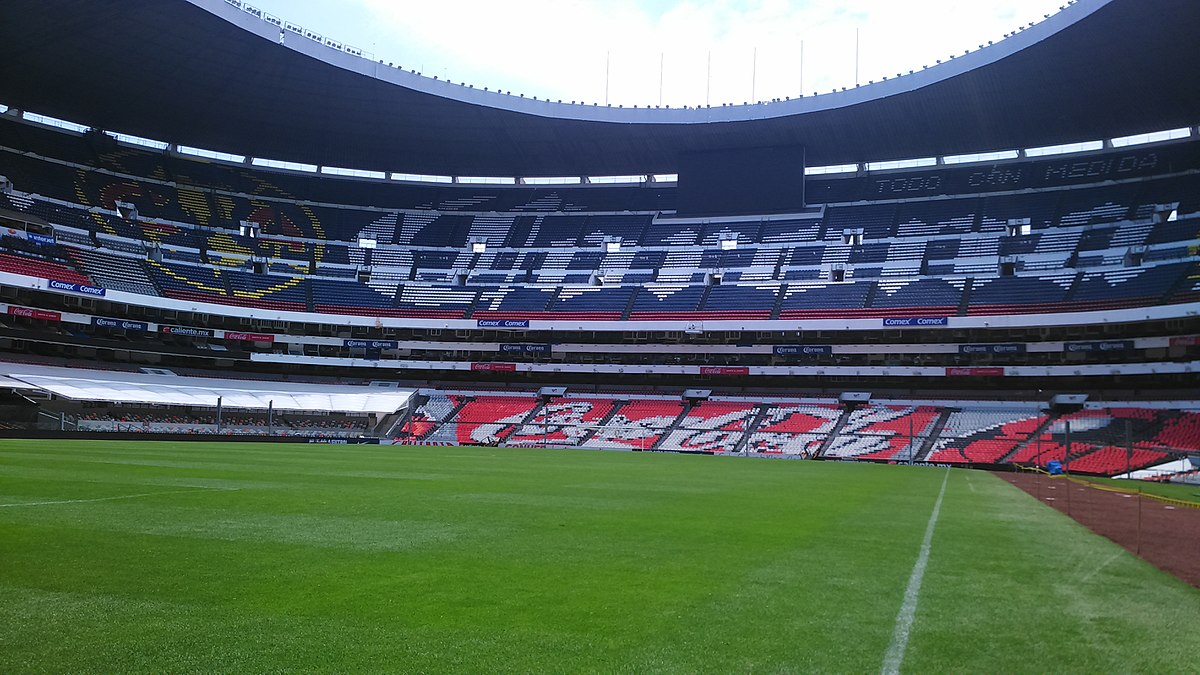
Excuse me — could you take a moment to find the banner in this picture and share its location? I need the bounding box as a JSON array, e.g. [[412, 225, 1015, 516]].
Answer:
[[7, 306, 61, 321], [945, 367, 1005, 377], [1065, 340, 1134, 352], [477, 319, 530, 329], [959, 343, 1026, 355], [27, 232, 57, 246], [699, 366, 750, 376], [344, 339, 398, 349], [160, 325, 213, 338], [471, 362, 517, 371], [92, 317, 148, 332], [47, 280, 105, 297], [224, 331, 275, 343], [774, 345, 832, 356], [499, 343, 551, 354], [883, 317, 949, 327]]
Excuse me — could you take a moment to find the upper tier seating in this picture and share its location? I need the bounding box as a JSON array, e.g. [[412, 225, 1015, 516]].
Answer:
[[0, 250, 91, 286], [66, 247, 158, 296], [1, 130, 1198, 322]]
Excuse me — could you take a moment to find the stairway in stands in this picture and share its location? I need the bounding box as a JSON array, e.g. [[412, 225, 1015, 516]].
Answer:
[[576, 400, 626, 448], [620, 290, 639, 320], [502, 399, 550, 444], [815, 408, 854, 458], [1061, 272, 1084, 302], [769, 284, 788, 320], [428, 396, 473, 440], [649, 402, 693, 451], [997, 414, 1059, 463], [912, 408, 955, 461], [956, 278, 974, 316], [732, 404, 773, 454], [861, 280, 879, 309]]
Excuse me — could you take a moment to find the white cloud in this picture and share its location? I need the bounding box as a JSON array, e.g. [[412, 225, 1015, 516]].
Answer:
[[248, 0, 1068, 107]]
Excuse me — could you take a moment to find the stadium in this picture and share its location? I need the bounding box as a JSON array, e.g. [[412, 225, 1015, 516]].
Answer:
[[0, 0, 1198, 670]]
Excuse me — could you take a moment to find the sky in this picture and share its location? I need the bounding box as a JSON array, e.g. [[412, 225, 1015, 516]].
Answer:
[[244, 0, 1069, 108]]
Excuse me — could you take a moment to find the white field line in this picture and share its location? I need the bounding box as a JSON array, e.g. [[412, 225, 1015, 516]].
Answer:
[[0, 486, 238, 508], [881, 469, 951, 675], [1078, 550, 1123, 584]]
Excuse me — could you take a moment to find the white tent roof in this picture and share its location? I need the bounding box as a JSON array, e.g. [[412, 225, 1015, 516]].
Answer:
[[1114, 458, 1198, 480], [0, 363, 414, 414], [0, 374, 39, 390]]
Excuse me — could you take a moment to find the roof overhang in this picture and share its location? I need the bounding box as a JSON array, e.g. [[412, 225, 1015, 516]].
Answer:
[[0, 0, 1198, 176]]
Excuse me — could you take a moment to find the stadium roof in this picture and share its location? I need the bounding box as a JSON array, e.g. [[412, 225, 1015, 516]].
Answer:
[[1, 0, 1198, 177]]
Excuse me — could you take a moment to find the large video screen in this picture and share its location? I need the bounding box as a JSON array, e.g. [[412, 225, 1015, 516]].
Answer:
[[677, 145, 806, 216]]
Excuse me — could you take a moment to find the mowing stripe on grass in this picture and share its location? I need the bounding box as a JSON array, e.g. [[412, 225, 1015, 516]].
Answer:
[[0, 487, 236, 508], [881, 469, 950, 675]]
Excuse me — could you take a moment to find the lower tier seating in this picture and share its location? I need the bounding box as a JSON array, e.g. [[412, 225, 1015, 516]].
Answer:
[[586, 399, 685, 450], [823, 405, 940, 460], [505, 398, 619, 447], [658, 401, 761, 453], [412, 395, 1197, 476]]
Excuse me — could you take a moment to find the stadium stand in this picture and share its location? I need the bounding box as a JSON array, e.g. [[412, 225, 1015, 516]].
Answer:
[[926, 409, 1049, 465], [504, 397, 619, 448], [1, 123, 1199, 324], [424, 395, 538, 445], [744, 403, 843, 456], [0, 28, 1196, 491], [385, 394, 1194, 476], [657, 400, 761, 453], [587, 399, 686, 450], [823, 405, 940, 461]]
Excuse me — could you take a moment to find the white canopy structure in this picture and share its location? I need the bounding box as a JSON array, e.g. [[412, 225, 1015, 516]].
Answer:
[[1114, 458, 1199, 481], [0, 374, 40, 390], [0, 363, 414, 414]]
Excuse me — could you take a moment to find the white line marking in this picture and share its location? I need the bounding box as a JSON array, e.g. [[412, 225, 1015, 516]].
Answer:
[[0, 487, 237, 509], [881, 469, 950, 675], [1078, 550, 1122, 584]]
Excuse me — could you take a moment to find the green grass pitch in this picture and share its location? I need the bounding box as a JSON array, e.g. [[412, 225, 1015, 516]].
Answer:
[[1, 439, 1197, 672]]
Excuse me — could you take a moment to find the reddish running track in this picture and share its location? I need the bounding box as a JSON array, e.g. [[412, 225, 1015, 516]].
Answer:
[[1002, 472, 1200, 588]]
